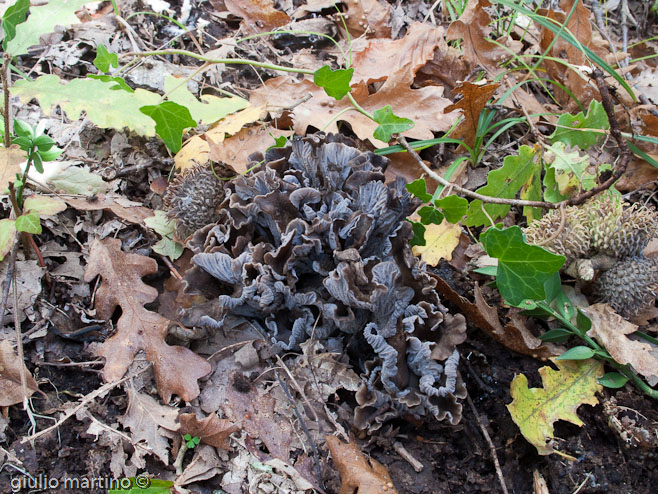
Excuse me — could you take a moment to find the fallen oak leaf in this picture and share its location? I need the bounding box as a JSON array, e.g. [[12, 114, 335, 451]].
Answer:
[[84, 238, 211, 402], [583, 304, 658, 381], [326, 436, 398, 494], [179, 412, 239, 450], [444, 81, 499, 150], [224, 0, 290, 34]]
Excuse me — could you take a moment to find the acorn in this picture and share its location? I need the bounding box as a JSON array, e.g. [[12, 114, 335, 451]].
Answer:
[[163, 164, 227, 240], [596, 256, 658, 318]]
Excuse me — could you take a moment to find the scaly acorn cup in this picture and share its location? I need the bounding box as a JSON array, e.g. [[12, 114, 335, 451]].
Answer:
[[596, 256, 658, 318]]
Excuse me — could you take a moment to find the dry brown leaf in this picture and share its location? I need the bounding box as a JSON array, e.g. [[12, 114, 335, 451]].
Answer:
[[0, 145, 25, 192], [416, 42, 470, 92], [583, 304, 658, 381], [432, 275, 563, 360], [223, 370, 294, 461], [65, 195, 154, 226], [84, 238, 211, 402], [0, 340, 39, 406], [120, 387, 179, 464], [224, 0, 290, 34], [179, 412, 239, 450], [446, 0, 508, 74], [207, 125, 294, 174], [326, 436, 397, 494], [351, 23, 444, 86], [445, 81, 499, 149], [249, 77, 456, 147], [344, 0, 390, 38]]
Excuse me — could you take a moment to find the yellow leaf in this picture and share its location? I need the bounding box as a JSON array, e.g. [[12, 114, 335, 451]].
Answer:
[[411, 220, 461, 266], [507, 358, 603, 455]]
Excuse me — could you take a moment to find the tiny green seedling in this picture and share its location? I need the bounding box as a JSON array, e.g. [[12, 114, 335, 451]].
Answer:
[[184, 434, 200, 449]]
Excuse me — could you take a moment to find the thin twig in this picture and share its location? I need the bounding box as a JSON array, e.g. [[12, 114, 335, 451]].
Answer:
[[466, 393, 509, 494], [1, 52, 11, 148], [393, 441, 424, 472]]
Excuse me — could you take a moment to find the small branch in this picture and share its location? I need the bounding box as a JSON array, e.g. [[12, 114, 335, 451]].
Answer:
[[1, 53, 11, 148], [466, 393, 509, 494], [393, 441, 423, 472]]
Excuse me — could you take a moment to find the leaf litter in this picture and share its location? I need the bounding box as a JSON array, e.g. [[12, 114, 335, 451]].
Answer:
[[1, 0, 658, 493]]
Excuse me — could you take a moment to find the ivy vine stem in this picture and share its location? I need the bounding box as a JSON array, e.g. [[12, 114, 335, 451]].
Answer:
[[120, 49, 315, 75]]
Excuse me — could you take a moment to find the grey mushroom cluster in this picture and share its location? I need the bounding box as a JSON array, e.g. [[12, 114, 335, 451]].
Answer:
[[174, 134, 467, 430]]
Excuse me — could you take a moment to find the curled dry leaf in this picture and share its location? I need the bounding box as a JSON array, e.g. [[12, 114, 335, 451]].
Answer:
[[446, 0, 508, 74], [84, 238, 211, 402], [326, 436, 398, 494], [0, 340, 39, 407], [224, 0, 290, 34], [178, 412, 239, 450], [583, 304, 658, 381], [432, 275, 563, 360]]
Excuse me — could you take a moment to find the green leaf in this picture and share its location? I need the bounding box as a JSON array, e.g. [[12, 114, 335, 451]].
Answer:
[[23, 195, 67, 216], [472, 265, 498, 276], [32, 134, 55, 151], [267, 134, 288, 151], [12, 75, 161, 136], [93, 43, 118, 72], [542, 272, 562, 303], [464, 145, 540, 226], [2, 0, 30, 50], [140, 102, 197, 154], [6, 0, 90, 56], [313, 65, 354, 100], [410, 221, 426, 247], [15, 212, 41, 234], [521, 159, 543, 222], [405, 178, 432, 202], [163, 76, 248, 125], [13, 119, 33, 138], [372, 105, 414, 143], [551, 100, 609, 149], [598, 372, 629, 389], [87, 74, 134, 92], [539, 328, 573, 343], [418, 206, 444, 225], [481, 226, 565, 306], [556, 346, 595, 360], [576, 309, 592, 334], [184, 434, 192, 441], [144, 210, 176, 237], [507, 358, 603, 455], [36, 146, 62, 162], [30, 151, 43, 173], [49, 165, 108, 195], [542, 142, 595, 202], [0, 219, 17, 261], [435, 195, 468, 223]]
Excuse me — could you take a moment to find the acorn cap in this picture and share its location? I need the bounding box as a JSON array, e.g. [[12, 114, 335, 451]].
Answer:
[[596, 256, 658, 318], [163, 165, 225, 240]]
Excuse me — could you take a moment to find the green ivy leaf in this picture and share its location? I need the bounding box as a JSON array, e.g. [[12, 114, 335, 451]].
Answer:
[[465, 145, 540, 226], [556, 346, 595, 361], [313, 65, 354, 100], [410, 221, 426, 247], [481, 226, 565, 306], [372, 105, 414, 143], [551, 100, 609, 149], [267, 134, 288, 151], [598, 372, 629, 389], [435, 195, 468, 223], [15, 212, 41, 234], [140, 101, 196, 154], [2, 0, 30, 51], [0, 219, 17, 261], [87, 74, 134, 92], [543, 142, 595, 202], [93, 43, 118, 72], [418, 206, 444, 225], [405, 178, 432, 202]]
